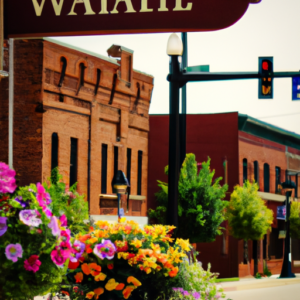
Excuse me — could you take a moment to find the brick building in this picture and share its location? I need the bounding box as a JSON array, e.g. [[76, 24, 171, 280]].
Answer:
[[148, 112, 300, 278], [0, 38, 153, 223]]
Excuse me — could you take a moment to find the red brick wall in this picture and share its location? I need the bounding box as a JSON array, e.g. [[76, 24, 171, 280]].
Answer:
[[12, 40, 44, 186], [0, 40, 10, 164]]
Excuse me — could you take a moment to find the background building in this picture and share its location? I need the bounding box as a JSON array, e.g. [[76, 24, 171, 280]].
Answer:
[[0, 39, 153, 223], [148, 112, 300, 278]]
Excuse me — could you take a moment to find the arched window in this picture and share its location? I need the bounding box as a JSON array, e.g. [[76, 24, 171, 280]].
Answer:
[[76, 62, 86, 95], [51, 133, 58, 170], [264, 163, 270, 192], [243, 158, 248, 182], [94, 68, 101, 96], [58, 57, 67, 87], [254, 161, 259, 185]]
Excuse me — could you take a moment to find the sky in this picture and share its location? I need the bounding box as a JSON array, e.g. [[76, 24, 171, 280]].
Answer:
[[52, 0, 300, 135]]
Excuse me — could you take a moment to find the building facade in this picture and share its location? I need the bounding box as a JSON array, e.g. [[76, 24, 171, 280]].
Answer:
[[148, 112, 300, 278], [0, 39, 153, 222]]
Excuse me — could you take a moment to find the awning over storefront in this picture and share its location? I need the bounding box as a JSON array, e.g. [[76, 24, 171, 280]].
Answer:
[[258, 191, 285, 202]]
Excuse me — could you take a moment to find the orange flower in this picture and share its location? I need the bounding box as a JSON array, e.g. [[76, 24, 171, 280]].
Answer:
[[93, 287, 104, 299], [89, 263, 101, 276], [169, 267, 179, 277], [61, 291, 70, 296], [122, 286, 135, 299], [115, 283, 125, 291], [85, 244, 93, 254], [81, 263, 90, 275], [86, 291, 94, 299], [78, 234, 91, 242], [127, 276, 142, 287], [138, 249, 153, 256], [74, 272, 83, 283]]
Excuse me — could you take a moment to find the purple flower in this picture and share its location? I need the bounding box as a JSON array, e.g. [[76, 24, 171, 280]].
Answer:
[[93, 239, 116, 260], [48, 216, 60, 236], [19, 210, 42, 227], [183, 291, 190, 296], [0, 162, 17, 194], [192, 292, 201, 299], [0, 216, 8, 236], [15, 196, 29, 208], [70, 240, 85, 262], [5, 243, 23, 262]]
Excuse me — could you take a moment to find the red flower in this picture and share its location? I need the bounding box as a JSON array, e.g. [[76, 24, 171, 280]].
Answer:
[[68, 260, 80, 270], [107, 263, 114, 270]]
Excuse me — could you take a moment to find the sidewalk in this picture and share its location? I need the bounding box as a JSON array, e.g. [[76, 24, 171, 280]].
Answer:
[[221, 274, 300, 300]]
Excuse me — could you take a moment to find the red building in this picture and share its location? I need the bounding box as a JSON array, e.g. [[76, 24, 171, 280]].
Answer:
[[148, 112, 300, 278]]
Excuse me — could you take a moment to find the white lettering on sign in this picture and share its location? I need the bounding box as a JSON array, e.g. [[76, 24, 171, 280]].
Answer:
[[174, 0, 193, 11], [68, 0, 96, 15], [111, 0, 137, 14], [31, 0, 194, 16], [140, 0, 153, 12]]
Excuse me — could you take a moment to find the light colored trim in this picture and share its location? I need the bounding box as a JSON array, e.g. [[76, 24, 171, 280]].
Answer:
[[99, 194, 146, 201], [129, 195, 146, 201], [258, 191, 285, 202], [90, 215, 148, 227], [8, 39, 14, 168]]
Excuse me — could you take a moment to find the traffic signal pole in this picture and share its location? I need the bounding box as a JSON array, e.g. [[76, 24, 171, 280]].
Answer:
[[168, 71, 300, 86]]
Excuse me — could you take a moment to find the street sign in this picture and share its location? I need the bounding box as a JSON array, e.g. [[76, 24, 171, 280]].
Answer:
[[4, 0, 259, 38], [277, 205, 286, 220], [292, 76, 300, 101], [185, 65, 210, 73]]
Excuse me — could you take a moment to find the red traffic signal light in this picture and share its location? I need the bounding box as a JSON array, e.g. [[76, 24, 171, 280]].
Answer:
[[259, 57, 273, 99]]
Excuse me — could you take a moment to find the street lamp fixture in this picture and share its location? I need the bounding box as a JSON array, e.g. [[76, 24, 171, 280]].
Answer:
[[279, 179, 296, 278], [111, 170, 130, 221], [167, 33, 183, 56]]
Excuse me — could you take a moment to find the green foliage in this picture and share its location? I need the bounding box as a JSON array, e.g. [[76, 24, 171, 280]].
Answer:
[[169, 260, 225, 300], [255, 272, 262, 279], [149, 154, 228, 243], [290, 201, 300, 239], [226, 181, 273, 241], [263, 261, 272, 277], [46, 167, 90, 234]]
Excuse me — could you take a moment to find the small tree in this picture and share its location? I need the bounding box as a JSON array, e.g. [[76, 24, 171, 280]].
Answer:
[[148, 154, 228, 243], [290, 201, 300, 239], [226, 181, 273, 264]]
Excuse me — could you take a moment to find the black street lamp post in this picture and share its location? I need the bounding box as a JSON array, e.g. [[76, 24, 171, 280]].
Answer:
[[280, 180, 297, 278]]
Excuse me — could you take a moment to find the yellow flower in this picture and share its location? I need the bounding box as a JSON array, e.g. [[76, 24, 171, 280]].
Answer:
[[86, 292, 94, 299], [119, 217, 126, 223], [127, 276, 142, 287], [175, 238, 191, 252], [130, 239, 142, 249], [105, 278, 119, 291], [94, 272, 107, 281]]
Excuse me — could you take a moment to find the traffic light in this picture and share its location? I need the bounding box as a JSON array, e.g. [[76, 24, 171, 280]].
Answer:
[[258, 57, 273, 99], [292, 76, 300, 101]]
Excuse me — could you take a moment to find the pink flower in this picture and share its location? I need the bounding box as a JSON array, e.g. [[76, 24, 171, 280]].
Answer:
[[60, 229, 71, 242], [93, 239, 116, 260], [51, 247, 67, 266], [0, 162, 17, 194], [24, 255, 41, 272], [59, 214, 67, 227], [48, 216, 60, 236], [5, 243, 23, 262], [36, 183, 52, 217]]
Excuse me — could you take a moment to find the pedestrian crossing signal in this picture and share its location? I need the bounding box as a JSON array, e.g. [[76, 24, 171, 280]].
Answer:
[[259, 57, 273, 99], [292, 77, 300, 101]]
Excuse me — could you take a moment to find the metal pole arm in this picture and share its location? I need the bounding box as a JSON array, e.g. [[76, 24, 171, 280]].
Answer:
[[167, 71, 300, 86]]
